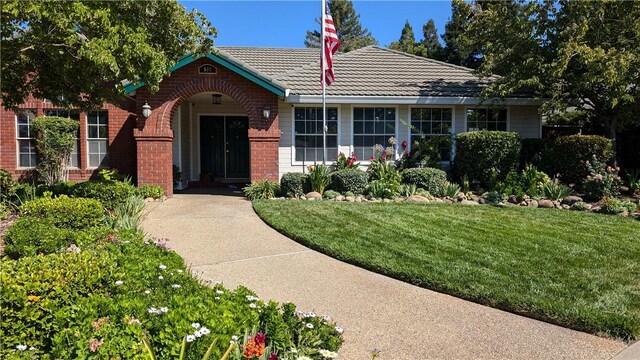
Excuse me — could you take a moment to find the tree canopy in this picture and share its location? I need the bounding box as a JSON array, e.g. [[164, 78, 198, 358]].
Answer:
[[459, 0, 640, 140], [1, 0, 216, 110], [389, 20, 416, 54], [304, 0, 377, 52]]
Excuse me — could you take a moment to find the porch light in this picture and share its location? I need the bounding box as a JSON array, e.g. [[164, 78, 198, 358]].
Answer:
[[142, 101, 152, 118], [212, 94, 222, 105], [262, 106, 271, 120]]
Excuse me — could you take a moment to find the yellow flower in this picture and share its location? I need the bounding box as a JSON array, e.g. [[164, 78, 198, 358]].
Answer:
[[27, 295, 40, 302]]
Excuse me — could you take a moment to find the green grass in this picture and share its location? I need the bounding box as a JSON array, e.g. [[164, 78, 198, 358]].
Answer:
[[253, 201, 640, 341]]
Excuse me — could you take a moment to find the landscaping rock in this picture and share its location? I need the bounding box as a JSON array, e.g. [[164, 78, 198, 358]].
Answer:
[[471, 194, 482, 202], [508, 195, 519, 204], [538, 199, 554, 208], [561, 204, 571, 210], [456, 192, 467, 202], [460, 200, 479, 206], [562, 195, 583, 205], [528, 200, 539, 208], [355, 196, 363, 203], [554, 201, 562, 209], [345, 196, 355, 202], [619, 211, 629, 217], [335, 195, 345, 202], [407, 195, 430, 203], [383, 198, 391, 203], [519, 201, 528, 207], [305, 192, 322, 200], [394, 197, 405, 203], [145, 197, 155, 202]]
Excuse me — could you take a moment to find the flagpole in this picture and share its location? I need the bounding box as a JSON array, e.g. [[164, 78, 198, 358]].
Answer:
[[321, 0, 327, 165]]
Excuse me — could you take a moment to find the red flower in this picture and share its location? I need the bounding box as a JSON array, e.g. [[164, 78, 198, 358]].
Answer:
[[369, 155, 375, 161], [401, 140, 407, 149], [268, 352, 278, 360], [404, 151, 411, 158]]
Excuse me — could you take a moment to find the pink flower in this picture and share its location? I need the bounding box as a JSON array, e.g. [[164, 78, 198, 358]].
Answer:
[[369, 155, 375, 161], [401, 140, 407, 149], [89, 338, 103, 352]]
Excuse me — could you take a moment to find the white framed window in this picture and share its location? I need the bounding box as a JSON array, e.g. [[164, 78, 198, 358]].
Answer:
[[16, 109, 37, 168], [466, 108, 507, 131], [410, 107, 453, 161], [87, 110, 108, 168], [353, 107, 396, 160], [293, 107, 338, 163], [44, 109, 81, 168]]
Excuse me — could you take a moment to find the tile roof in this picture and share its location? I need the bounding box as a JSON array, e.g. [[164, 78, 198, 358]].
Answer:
[[218, 46, 514, 98]]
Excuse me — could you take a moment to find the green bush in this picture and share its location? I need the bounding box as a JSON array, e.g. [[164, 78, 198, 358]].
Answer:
[[4, 217, 74, 259], [72, 180, 136, 210], [520, 138, 554, 174], [553, 135, 613, 187], [599, 197, 637, 215], [280, 173, 309, 198], [307, 164, 331, 194], [367, 180, 397, 199], [323, 190, 340, 199], [583, 156, 621, 201], [105, 195, 146, 231], [36, 181, 75, 197], [244, 180, 280, 200], [330, 169, 369, 194], [0, 202, 11, 221], [402, 168, 447, 196], [20, 195, 105, 229], [1, 169, 16, 201], [136, 184, 164, 199], [31, 116, 79, 185], [542, 179, 574, 201], [454, 131, 521, 187]]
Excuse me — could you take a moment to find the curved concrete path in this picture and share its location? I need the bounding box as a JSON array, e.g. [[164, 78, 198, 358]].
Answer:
[[142, 190, 628, 360]]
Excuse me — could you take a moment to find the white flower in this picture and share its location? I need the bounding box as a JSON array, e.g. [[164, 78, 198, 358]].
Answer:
[[214, 297, 220, 300], [148, 307, 158, 314], [322, 315, 331, 322], [249, 303, 257, 309], [177, 269, 183, 273], [186, 335, 196, 342], [215, 290, 224, 294], [200, 327, 210, 335], [231, 335, 239, 341], [334, 326, 343, 334], [319, 349, 332, 358], [144, 290, 151, 294], [246, 295, 257, 301], [16, 345, 27, 351], [159, 264, 167, 270], [307, 312, 316, 318], [28, 347, 35, 351], [191, 322, 201, 329], [115, 280, 123, 286], [329, 351, 338, 358], [158, 275, 164, 280], [160, 307, 169, 313], [229, 340, 235, 345], [305, 323, 314, 329], [171, 284, 181, 288], [194, 329, 203, 338]]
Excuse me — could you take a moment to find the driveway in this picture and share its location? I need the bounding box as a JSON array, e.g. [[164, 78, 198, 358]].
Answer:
[[142, 190, 628, 359]]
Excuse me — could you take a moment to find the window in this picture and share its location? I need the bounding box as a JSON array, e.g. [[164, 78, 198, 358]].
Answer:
[[410, 108, 453, 161], [16, 109, 37, 167], [44, 109, 81, 168], [466, 108, 507, 131], [353, 107, 396, 160], [87, 110, 108, 168], [294, 107, 338, 162]]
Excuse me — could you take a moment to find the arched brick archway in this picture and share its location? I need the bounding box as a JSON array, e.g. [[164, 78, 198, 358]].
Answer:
[[133, 58, 281, 196]]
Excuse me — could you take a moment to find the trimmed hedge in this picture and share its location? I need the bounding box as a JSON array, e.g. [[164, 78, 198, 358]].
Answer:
[[280, 172, 310, 198], [136, 184, 164, 199], [402, 168, 448, 196], [72, 180, 136, 210], [20, 195, 105, 230], [330, 169, 369, 194], [454, 131, 521, 187], [553, 135, 613, 187]]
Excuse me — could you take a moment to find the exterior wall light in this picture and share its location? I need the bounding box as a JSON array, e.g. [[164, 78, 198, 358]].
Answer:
[[142, 101, 152, 118], [263, 106, 271, 120]]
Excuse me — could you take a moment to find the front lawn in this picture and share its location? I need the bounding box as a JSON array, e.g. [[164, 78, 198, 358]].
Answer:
[[253, 201, 640, 341]]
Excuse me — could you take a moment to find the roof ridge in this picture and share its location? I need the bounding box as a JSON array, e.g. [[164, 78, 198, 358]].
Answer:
[[217, 45, 318, 51]]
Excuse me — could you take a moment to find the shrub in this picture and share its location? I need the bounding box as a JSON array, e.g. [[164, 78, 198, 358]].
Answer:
[[398, 184, 417, 197], [598, 197, 637, 215], [367, 180, 397, 199], [307, 164, 331, 194], [97, 168, 125, 182], [520, 138, 554, 174], [323, 190, 340, 200], [36, 181, 75, 197], [402, 168, 447, 196], [542, 179, 574, 201], [553, 135, 613, 187], [137, 184, 164, 199], [20, 195, 105, 229], [627, 169, 640, 195], [280, 173, 309, 198], [330, 169, 368, 194], [583, 155, 622, 201], [333, 152, 359, 170], [442, 181, 461, 198], [484, 191, 506, 205], [106, 195, 146, 231], [0, 169, 16, 201], [31, 116, 79, 185], [73, 180, 136, 210], [3, 217, 76, 258], [0, 202, 11, 220], [571, 201, 589, 211], [454, 131, 521, 187], [8, 183, 37, 209], [244, 180, 280, 200], [520, 164, 551, 197], [397, 135, 451, 169]]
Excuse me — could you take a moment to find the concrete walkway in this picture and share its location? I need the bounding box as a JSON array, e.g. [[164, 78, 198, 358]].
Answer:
[[142, 190, 629, 360]]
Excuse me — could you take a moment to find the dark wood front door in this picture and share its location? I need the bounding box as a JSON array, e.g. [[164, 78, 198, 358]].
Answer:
[[200, 116, 249, 179]]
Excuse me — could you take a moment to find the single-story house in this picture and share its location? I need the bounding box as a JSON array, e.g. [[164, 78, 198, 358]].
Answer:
[[0, 46, 542, 196]]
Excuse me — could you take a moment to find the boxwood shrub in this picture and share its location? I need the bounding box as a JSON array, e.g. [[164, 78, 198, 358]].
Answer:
[[330, 169, 369, 194], [454, 131, 521, 187], [280, 172, 310, 198], [553, 135, 613, 187], [20, 195, 105, 230], [136, 184, 164, 199], [401, 168, 448, 196], [3, 218, 74, 259], [72, 180, 136, 210]]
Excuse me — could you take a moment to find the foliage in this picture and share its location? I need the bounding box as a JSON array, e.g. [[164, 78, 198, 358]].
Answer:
[[333, 152, 359, 170], [520, 138, 554, 175], [329, 169, 368, 195], [398, 184, 417, 197], [367, 180, 397, 199], [279, 173, 309, 198], [483, 191, 506, 205], [571, 201, 589, 212], [496, 165, 550, 199], [598, 197, 637, 215], [254, 200, 640, 340], [0, 169, 16, 202], [459, 1, 640, 141], [454, 131, 521, 187], [441, 0, 482, 68], [304, 0, 377, 52], [625, 169, 640, 195], [0, 202, 9, 220], [73, 180, 137, 211], [137, 184, 165, 200], [418, 19, 444, 60], [7, 183, 37, 209], [323, 190, 340, 200], [97, 168, 125, 182], [542, 179, 574, 201], [306, 164, 331, 195], [553, 135, 614, 187], [105, 195, 146, 231], [36, 181, 75, 197], [1, 0, 216, 110], [367, 160, 401, 198], [401, 168, 447, 197], [389, 20, 416, 54], [583, 155, 622, 201], [30, 116, 79, 185], [20, 195, 105, 230], [173, 165, 183, 187], [397, 135, 451, 170], [243, 180, 280, 200], [442, 181, 461, 198]]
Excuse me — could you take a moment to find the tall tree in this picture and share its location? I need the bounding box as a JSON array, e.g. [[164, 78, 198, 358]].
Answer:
[[1, 0, 216, 110], [389, 20, 416, 54], [419, 19, 444, 60], [460, 0, 640, 146], [304, 0, 377, 52]]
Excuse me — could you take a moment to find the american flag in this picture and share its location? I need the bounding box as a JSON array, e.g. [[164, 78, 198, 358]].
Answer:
[[322, 1, 340, 86]]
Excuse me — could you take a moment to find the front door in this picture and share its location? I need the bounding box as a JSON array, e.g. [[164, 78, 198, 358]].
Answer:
[[200, 116, 249, 180]]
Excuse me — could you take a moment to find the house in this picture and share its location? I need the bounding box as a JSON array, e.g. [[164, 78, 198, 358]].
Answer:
[[0, 46, 542, 196]]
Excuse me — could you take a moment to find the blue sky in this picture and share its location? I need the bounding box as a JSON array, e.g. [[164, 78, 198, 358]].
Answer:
[[180, 1, 453, 48]]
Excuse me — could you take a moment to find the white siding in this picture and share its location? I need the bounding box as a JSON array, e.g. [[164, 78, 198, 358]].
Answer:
[[509, 106, 541, 138]]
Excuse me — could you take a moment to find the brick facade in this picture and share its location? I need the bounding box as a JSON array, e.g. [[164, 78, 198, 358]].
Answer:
[[1, 56, 281, 197]]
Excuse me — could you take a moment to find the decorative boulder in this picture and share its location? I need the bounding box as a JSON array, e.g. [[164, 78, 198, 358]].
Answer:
[[407, 195, 430, 203], [538, 199, 555, 208], [562, 195, 583, 205], [305, 192, 322, 200]]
